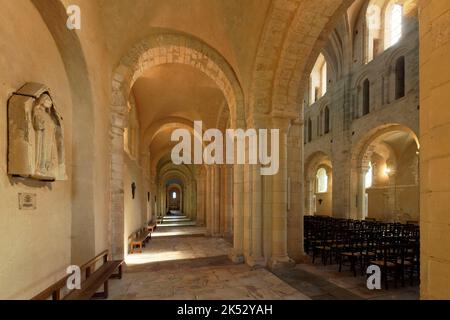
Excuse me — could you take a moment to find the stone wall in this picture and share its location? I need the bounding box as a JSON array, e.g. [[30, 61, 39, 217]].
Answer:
[[419, 0, 450, 300], [304, 5, 419, 219], [0, 1, 73, 299]]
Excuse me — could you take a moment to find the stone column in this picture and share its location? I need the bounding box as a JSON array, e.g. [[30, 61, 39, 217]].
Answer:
[[110, 113, 125, 260], [213, 166, 221, 236], [229, 164, 244, 263], [269, 117, 294, 269], [287, 120, 307, 262], [224, 165, 234, 237], [419, 0, 450, 299], [243, 163, 252, 255], [196, 170, 205, 226], [220, 165, 227, 236], [357, 165, 369, 220], [305, 179, 313, 215], [386, 168, 397, 222], [247, 163, 264, 266], [205, 167, 212, 236], [191, 180, 197, 221]]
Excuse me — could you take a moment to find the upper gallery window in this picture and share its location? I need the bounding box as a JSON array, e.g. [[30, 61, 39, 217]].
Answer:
[[309, 53, 327, 105], [316, 168, 328, 193], [324, 106, 330, 134], [395, 56, 406, 99], [386, 4, 403, 49], [362, 79, 371, 115], [365, 162, 373, 189], [365, 1, 403, 63]]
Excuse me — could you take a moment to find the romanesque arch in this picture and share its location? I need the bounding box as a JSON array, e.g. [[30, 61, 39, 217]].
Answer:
[[109, 32, 245, 259], [31, 0, 99, 264], [304, 151, 333, 216], [249, 0, 353, 118], [350, 123, 419, 220]]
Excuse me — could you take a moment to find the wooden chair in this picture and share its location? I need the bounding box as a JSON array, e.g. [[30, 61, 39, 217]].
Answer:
[[369, 243, 400, 290], [338, 233, 362, 277]]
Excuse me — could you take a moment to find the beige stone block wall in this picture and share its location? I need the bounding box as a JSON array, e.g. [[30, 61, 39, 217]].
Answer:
[[315, 192, 332, 216], [419, 0, 450, 300], [0, 1, 73, 299], [123, 154, 146, 255]]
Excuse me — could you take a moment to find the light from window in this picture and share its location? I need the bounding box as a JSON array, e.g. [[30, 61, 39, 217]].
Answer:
[[309, 53, 327, 104], [316, 168, 328, 193], [389, 4, 403, 47], [172, 192, 177, 199], [321, 62, 327, 96], [365, 162, 373, 189]]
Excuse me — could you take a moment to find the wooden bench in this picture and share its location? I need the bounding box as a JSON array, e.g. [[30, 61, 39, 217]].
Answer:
[[147, 221, 157, 233], [129, 228, 151, 254], [32, 250, 123, 300]]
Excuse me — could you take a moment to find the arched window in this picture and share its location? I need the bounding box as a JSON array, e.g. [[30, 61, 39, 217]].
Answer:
[[316, 168, 328, 193], [321, 62, 328, 95], [172, 192, 177, 199], [310, 53, 327, 104], [307, 118, 312, 143], [365, 1, 404, 63], [365, 3, 382, 63], [365, 162, 373, 189], [324, 106, 330, 134], [395, 56, 405, 99], [362, 79, 370, 115], [386, 3, 403, 49]]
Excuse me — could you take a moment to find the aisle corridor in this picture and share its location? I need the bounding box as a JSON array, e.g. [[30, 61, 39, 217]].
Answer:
[[109, 225, 419, 300], [109, 232, 309, 300]]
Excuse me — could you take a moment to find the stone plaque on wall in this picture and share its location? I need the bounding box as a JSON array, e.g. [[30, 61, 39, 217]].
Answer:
[[8, 83, 67, 181], [18, 193, 37, 210]]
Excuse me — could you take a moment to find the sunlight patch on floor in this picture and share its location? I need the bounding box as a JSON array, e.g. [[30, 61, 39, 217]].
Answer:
[[125, 250, 193, 265]]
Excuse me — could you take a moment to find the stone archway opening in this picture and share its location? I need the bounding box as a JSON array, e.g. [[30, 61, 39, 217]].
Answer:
[[305, 152, 333, 217], [166, 183, 183, 213], [109, 33, 245, 260], [352, 124, 419, 222]]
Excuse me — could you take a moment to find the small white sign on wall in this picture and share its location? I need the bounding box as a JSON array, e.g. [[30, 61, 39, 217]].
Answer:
[[19, 193, 37, 210]]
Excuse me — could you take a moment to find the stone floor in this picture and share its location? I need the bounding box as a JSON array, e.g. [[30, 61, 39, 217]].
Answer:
[[274, 263, 419, 300], [110, 234, 308, 300], [152, 226, 206, 238], [109, 225, 419, 300]]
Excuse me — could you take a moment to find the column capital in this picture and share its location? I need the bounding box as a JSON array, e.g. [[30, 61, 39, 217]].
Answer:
[[246, 113, 270, 129], [271, 116, 291, 132]]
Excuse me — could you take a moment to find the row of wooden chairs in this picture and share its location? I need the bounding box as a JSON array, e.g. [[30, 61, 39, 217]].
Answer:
[[305, 216, 420, 289]]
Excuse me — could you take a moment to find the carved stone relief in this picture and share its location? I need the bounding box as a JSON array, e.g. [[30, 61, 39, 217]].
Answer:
[[8, 83, 67, 181]]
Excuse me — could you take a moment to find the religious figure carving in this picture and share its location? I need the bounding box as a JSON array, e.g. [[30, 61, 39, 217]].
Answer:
[[8, 83, 67, 181]]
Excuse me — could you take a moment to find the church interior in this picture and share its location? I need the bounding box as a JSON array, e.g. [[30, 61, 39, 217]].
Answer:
[[1, 0, 450, 300]]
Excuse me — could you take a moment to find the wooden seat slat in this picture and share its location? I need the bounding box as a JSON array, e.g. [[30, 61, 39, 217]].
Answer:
[[64, 261, 122, 300], [32, 250, 123, 300]]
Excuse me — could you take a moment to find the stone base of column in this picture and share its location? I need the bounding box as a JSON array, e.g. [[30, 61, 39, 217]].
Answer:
[[290, 253, 311, 264], [229, 249, 245, 264], [246, 255, 266, 268], [289, 250, 311, 264], [211, 233, 223, 238], [268, 256, 295, 270]]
